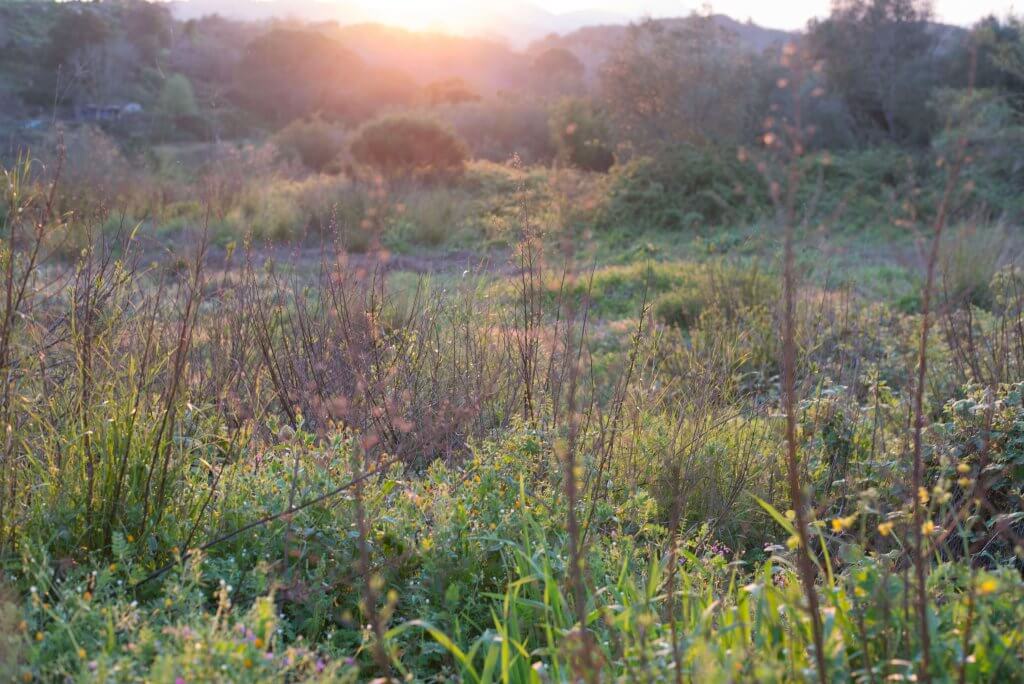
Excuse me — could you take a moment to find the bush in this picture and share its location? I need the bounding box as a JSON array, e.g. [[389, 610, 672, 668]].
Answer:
[[653, 261, 778, 329], [550, 97, 615, 172], [596, 144, 767, 230], [273, 116, 347, 173], [437, 98, 556, 165], [350, 115, 468, 180], [40, 125, 138, 216]]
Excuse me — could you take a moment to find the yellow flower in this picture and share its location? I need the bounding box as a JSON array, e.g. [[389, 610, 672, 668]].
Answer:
[[921, 520, 936, 535], [126, 534, 135, 543], [34, 632, 43, 642], [82, 591, 92, 602], [918, 487, 929, 505], [109, 564, 117, 572], [831, 514, 857, 533], [958, 477, 972, 489], [254, 638, 264, 649], [956, 462, 971, 474], [243, 657, 253, 669], [786, 534, 801, 550], [17, 620, 27, 632], [421, 537, 433, 551], [164, 598, 173, 608], [77, 648, 86, 659], [877, 521, 894, 537], [977, 578, 998, 596], [784, 509, 796, 521]]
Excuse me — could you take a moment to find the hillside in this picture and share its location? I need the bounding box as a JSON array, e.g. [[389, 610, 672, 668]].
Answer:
[[528, 14, 796, 79]]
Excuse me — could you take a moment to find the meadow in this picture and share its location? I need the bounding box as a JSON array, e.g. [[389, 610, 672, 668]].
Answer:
[[2, 1, 1024, 682]]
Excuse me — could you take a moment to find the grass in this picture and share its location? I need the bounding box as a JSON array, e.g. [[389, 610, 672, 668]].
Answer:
[[1, 142, 1023, 684]]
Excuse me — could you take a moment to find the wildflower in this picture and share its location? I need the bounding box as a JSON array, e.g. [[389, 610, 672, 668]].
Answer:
[[956, 462, 971, 474], [82, 591, 92, 602], [127, 534, 135, 543], [921, 520, 936, 535], [164, 598, 173, 608], [77, 648, 86, 659], [243, 658, 253, 669], [109, 564, 117, 572], [786, 534, 801, 550], [254, 638, 264, 649], [784, 509, 796, 521], [877, 521, 894, 537], [34, 632, 43, 642], [831, 514, 857, 533], [977, 578, 998, 595], [958, 477, 972, 489], [918, 487, 929, 505]]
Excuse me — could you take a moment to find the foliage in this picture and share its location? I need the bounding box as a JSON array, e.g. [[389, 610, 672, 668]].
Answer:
[[272, 117, 347, 174], [157, 74, 199, 120], [530, 47, 586, 96], [549, 97, 615, 172], [436, 98, 557, 165], [423, 78, 480, 106], [600, 14, 769, 152], [807, 0, 940, 143], [596, 144, 768, 230], [350, 115, 469, 180]]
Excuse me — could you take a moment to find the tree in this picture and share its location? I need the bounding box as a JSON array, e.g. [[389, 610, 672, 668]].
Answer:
[[807, 0, 940, 143], [273, 116, 346, 173], [122, 0, 173, 65], [158, 74, 199, 119], [531, 47, 586, 96], [966, 16, 1024, 105], [549, 98, 615, 172], [235, 29, 366, 125], [47, 7, 111, 69], [599, 15, 765, 154], [234, 28, 415, 126], [423, 78, 481, 106]]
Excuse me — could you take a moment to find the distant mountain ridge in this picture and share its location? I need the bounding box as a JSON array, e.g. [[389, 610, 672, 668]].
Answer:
[[168, 0, 649, 44]]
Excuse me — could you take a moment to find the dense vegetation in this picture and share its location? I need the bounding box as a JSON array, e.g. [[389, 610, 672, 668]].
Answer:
[[1, 0, 1023, 682]]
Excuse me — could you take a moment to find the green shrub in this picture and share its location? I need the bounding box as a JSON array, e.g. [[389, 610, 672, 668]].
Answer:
[[549, 97, 616, 173], [389, 187, 466, 247], [435, 98, 556, 165], [653, 261, 778, 329], [273, 116, 347, 173], [940, 224, 1010, 309], [596, 145, 767, 230], [350, 115, 468, 180]]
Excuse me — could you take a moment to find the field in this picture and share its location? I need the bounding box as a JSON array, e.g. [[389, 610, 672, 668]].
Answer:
[[2, 2, 1024, 682]]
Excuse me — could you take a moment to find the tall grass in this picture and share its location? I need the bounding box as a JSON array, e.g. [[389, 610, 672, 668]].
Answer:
[[1, 100, 1023, 682]]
